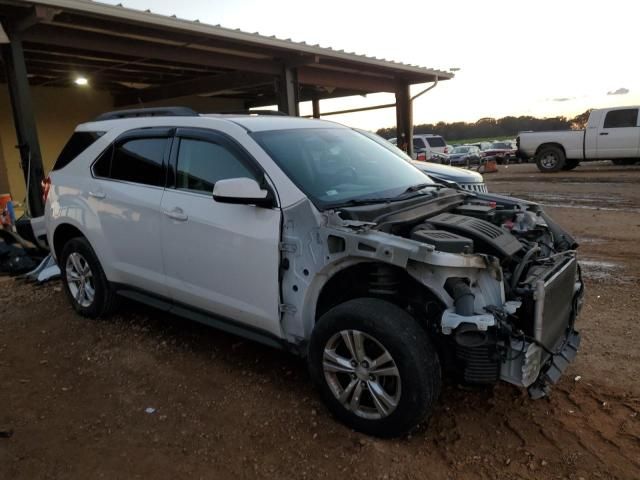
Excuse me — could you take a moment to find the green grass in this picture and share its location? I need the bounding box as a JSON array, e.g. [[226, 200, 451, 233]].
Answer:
[[448, 135, 514, 145]]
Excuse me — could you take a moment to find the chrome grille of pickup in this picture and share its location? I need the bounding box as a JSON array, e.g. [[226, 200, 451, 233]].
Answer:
[[460, 183, 488, 193]]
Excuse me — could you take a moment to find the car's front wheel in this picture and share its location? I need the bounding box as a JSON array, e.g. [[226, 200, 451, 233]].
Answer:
[[308, 298, 441, 437], [60, 237, 118, 318]]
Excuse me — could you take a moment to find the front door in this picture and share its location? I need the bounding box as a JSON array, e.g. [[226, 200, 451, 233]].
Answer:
[[160, 128, 282, 337]]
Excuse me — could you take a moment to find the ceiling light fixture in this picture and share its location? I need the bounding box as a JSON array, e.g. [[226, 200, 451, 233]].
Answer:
[[74, 76, 89, 86]]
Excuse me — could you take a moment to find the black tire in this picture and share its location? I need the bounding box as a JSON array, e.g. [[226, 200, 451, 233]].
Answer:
[[535, 145, 566, 172], [60, 237, 118, 318], [562, 159, 580, 170], [612, 159, 637, 166], [308, 298, 441, 437]]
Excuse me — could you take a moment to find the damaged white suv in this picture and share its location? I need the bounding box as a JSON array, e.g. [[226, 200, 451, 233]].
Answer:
[[45, 108, 584, 437]]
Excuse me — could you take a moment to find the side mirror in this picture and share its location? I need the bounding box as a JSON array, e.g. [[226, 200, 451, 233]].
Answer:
[[212, 177, 274, 208]]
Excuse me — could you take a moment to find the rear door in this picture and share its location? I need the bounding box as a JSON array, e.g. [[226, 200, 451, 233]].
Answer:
[[159, 128, 282, 337], [596, 108, 640, 158], [89, 128, 172, 295]]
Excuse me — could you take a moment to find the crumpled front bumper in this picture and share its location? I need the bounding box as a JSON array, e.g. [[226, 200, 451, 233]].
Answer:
[[528, 329, 581, 399]]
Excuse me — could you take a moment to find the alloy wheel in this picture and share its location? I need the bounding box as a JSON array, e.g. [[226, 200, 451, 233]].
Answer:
[[322, 329, 401, 419], [65, 252, 95, 308], [540, 153, 558, 169]]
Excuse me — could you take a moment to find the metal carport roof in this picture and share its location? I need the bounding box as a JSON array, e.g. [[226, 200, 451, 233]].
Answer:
[[0, 0, 453, 216], [0, 0, 452, 107]]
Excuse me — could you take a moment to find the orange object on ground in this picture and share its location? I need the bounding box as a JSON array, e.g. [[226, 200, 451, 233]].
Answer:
[[0, 194, 12, 226], [479, 159, 498, 174]]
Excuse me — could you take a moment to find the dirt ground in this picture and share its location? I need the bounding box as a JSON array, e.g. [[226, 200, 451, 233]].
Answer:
[[1, 161, 639, 480]]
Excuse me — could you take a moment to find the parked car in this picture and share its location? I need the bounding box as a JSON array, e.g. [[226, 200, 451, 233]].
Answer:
[[389, 134, 448, 159], [355, 130, 487, 193], [45, 107, 584, 437], [410, 161, 488, 193], [414, 134, 448, 154], [480, 142, 518, 165], [517, 106, 640, 172], [448, 145, 483, 167], [470, 141, 492, 152]]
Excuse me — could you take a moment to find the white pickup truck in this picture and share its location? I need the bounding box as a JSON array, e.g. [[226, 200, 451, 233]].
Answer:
[[517, 106, 640, 172]]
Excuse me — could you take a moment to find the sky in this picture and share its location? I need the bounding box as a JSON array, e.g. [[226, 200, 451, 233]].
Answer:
[[100, 0, 640, 131]]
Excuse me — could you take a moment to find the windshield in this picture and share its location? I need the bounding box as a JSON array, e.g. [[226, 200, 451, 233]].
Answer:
[[452, 146, 471, 154], [355, 129, 414, 162], [253, 128, 434, 209], [490, 142, 509, 149]]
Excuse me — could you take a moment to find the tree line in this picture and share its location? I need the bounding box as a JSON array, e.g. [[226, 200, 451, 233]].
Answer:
[[376, 110, 592, 141]]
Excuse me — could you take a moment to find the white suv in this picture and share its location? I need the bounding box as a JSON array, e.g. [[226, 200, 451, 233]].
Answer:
[[46, 108, 584, 437]]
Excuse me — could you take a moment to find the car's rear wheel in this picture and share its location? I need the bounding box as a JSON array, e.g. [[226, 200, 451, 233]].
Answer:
[[308, 298, 441, 437], [60, 237, 118, 318], [535, 145, 566, 172]]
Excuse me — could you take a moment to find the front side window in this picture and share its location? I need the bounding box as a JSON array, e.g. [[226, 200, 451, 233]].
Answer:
[[253, 128, 433, 208], [603, 109, 638, 128], [176, 138, 258, 194], [93, 137, 167, 187]]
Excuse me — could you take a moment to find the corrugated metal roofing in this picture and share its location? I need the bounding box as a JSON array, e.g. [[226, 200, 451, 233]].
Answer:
[[25, 0, 453, 80]]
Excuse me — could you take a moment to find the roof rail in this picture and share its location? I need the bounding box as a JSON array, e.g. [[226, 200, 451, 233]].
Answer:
[[93, 106, 198, 121], [216, 110, 288, 116]]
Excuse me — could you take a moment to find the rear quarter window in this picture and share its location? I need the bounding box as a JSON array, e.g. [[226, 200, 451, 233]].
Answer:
[[52, 132, 103, 171], [426, 137, 446, 147]]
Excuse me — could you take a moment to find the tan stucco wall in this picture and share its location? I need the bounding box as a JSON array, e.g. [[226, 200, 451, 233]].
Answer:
[[0, 85, 244, 204], [0, 86, 113, 203]]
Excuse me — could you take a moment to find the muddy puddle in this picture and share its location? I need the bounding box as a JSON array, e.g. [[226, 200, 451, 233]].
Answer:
[[579, 259, 632, 283], [497, 191, 640, 213]]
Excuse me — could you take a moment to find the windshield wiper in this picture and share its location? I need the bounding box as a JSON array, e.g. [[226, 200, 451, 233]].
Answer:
[[326, 184, 443, 209], [326, 197, 393, 208], [401, 182, 440, 194]]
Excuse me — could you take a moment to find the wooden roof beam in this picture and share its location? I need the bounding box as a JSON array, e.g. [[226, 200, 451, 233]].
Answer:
[[22, 24, 281, 75], [114, 71, 274, 106]]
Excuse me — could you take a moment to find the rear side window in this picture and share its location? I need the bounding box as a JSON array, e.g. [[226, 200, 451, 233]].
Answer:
[[603, 109, 638, 128], [53, 131, 103, 171], [426, 136, 446, 148], [176, 138, 258, 193], [93, 137, 167, 187]]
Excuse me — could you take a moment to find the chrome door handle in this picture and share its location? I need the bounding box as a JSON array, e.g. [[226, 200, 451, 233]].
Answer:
[[163, 208, 188, 221], [88, 191, 106, 199]]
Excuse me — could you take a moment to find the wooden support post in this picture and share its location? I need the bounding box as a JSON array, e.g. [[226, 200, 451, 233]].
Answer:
[[1, 37, 45, 216], [312, 96, 320, 119], [277, 66, 299, 116], [395, 82, 413, 158]]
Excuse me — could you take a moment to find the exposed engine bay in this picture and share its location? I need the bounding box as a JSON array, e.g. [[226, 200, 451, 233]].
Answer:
[[321, 187, 584, 397]]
